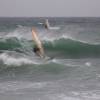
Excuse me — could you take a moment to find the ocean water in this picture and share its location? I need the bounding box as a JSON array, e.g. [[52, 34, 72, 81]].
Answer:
[[0, 17, 100, 100]]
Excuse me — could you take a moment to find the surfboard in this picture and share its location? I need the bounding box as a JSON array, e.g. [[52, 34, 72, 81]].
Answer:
[[32, 27, 45, 58]]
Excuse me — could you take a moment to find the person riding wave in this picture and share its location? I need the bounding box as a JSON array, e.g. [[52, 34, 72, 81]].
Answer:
[[32, 27, 45, 58]]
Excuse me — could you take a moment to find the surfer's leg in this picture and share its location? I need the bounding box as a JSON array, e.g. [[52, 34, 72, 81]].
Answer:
[[36, 51, 43, 58]]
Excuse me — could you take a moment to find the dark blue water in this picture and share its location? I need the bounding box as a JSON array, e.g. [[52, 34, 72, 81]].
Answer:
[[0, 17, 100, 100]]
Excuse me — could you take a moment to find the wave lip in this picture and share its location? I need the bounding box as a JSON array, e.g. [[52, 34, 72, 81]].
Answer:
[[44, 38, 100, 58]]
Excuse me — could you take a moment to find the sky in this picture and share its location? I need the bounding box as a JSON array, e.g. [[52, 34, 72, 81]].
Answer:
[[0, 0, 100, 17]]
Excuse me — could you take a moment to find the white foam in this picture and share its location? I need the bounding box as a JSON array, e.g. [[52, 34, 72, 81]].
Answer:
[[0, 53, 33, 66], [42, 34, 70, 42], [4, 26, 31, 40], [0, 52, 51, 66], [49, 26, 60, 30], [42, 32, 99, 46], [16, 25, 24, 28], [0, 81, 47, 93], [85, 62, 91, 66], [47, 93, 80, 100], [42, 33, 84, 45], [52, 59, 82, 67], [6, 32, 22, 39], [72, 91, 100, 99]]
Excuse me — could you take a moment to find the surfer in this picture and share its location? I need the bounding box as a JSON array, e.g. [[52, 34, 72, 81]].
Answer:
[[38, 19, 59, 30], [43, 19, 59, 30], [32, 27, 45, 58], [44, 19, 50, 30], [38, 19, 50, 30]]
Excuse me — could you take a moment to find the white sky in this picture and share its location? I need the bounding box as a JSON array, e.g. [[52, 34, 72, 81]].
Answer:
[[0, 0, 100, 17]]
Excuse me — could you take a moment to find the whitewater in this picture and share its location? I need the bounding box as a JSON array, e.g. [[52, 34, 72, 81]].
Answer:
[[0, 17, 100, 100]]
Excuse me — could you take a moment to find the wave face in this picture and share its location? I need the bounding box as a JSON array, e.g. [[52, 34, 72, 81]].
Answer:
[[0, 37, 100, 59], [0, 37, 100, 67], [0, 17, 100, 66], [44, 38, 100, 58]]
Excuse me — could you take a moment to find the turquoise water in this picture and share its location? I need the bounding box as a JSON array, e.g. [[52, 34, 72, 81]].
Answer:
[[0, 17, 100, 100]]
